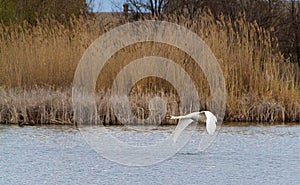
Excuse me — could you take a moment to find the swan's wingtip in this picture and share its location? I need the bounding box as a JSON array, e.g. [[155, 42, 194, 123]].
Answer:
[[172, 137, 177, 143]]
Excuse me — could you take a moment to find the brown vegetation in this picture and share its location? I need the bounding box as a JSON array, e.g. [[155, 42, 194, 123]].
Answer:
[[126, 0, 300, 64], [0, 11, 299, 125]]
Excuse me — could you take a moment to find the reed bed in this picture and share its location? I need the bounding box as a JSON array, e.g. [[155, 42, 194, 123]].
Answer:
[[0, 87, 180, 125], [0, 12, 299, 125]]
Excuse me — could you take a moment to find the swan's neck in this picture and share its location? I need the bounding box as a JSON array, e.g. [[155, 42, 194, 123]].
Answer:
[[171, 113, 206, 123], [170, 115, 192, 120]]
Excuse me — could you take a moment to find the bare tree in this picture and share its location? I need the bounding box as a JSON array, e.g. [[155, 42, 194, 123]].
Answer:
[[290, 0, 300, 63], [126, 0, 169, 16]]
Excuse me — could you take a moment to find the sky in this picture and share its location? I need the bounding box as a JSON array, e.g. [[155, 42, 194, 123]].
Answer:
[[90, 0, 124, 12]]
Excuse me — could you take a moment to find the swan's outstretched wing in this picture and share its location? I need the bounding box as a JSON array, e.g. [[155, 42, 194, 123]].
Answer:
[[204, 111, 217, 135], [173, 118, 194, 142]]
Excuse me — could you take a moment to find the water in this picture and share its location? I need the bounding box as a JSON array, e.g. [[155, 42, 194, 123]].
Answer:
[[0, 125, 299, 185]]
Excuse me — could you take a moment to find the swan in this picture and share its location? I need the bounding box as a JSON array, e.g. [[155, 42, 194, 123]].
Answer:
[[166, 111, 217, 142]]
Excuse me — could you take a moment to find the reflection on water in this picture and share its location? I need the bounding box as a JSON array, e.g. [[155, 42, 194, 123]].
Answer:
[[0, 124, 299, 184]]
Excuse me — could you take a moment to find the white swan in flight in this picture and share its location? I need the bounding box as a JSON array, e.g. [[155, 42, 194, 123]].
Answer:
[[166, 111, 217, 142]]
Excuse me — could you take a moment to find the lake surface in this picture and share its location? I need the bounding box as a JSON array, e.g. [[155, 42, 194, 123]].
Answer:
[[0, 124, 299, 185]]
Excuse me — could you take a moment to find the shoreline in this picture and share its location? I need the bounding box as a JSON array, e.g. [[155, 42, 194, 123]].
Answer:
[[1, 121, 299, 127]]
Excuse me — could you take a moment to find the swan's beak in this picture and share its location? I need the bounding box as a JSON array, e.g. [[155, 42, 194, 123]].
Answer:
[[165, 115, 171, 119]]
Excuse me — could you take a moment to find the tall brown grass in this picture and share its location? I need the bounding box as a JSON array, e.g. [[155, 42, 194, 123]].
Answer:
[[0, 16, 103, 88], [0, 12, 299, 125]]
